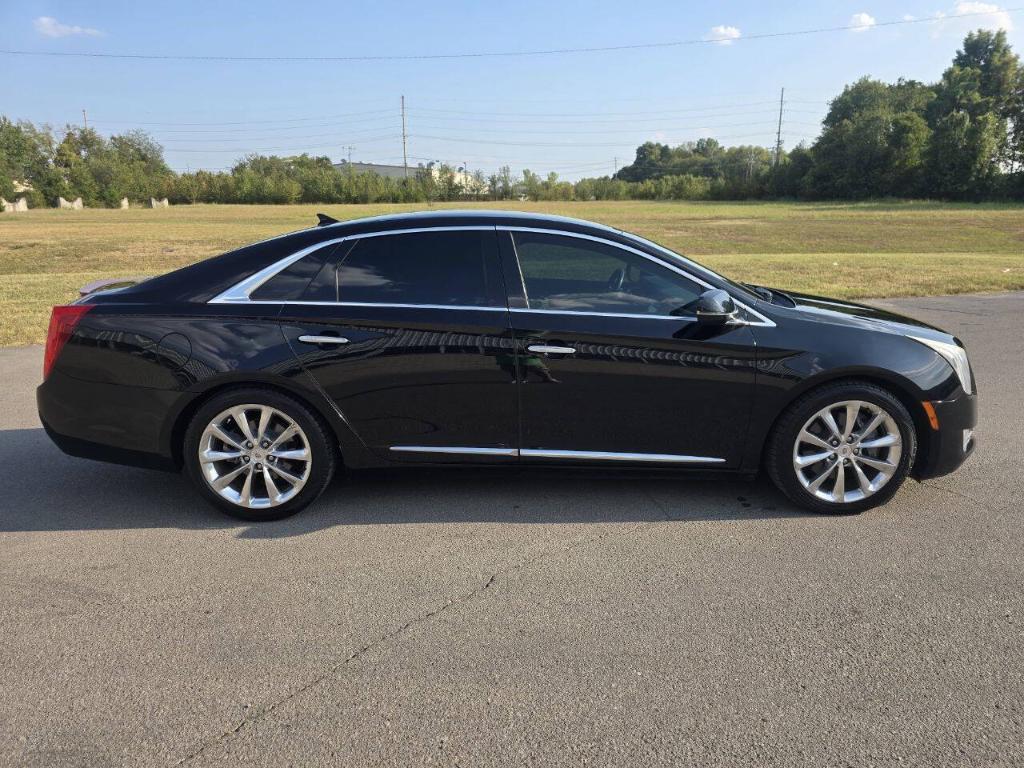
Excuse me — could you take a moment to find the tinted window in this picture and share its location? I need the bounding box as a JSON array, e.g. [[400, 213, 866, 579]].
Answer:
[[318, 230, 501, 306], [250, 243, 340, 301], [512, 232, 702, 316]]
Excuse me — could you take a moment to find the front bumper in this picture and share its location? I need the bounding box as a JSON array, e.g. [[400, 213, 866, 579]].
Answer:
[[912, 391, 977, 480]]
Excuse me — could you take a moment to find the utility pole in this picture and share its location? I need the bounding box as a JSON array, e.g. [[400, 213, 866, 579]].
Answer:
[[82, 109, 88, 129], [773, 87, 785, 166], [613, 156, 618, 175], [401, 95, 409, 179]]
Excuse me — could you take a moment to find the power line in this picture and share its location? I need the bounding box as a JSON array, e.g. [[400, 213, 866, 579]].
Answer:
[[413, 130, 784, 148], [165, 135, 403, 153], [89, 108, 395, 127], [409, 101, 783, 118], [2, 8, 1018, 62], [157, 126, 405, 144]]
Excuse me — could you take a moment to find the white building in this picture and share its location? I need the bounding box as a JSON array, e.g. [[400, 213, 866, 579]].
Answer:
[[334, 160, 475, 188]]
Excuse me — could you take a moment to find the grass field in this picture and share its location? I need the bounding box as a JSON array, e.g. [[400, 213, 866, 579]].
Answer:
[[1, 200, 1022, 346]]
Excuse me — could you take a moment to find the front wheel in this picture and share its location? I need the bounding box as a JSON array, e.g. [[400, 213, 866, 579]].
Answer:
[[766, 382, 917, 514], [183, 388, 336, 521]]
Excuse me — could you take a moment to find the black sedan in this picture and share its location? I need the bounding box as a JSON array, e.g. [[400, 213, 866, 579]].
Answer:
[[38, 210, 977, 520]]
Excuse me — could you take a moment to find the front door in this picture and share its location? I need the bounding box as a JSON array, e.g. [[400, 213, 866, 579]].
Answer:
[[279, 227, 519, 462], [503, 229, 757, 467]]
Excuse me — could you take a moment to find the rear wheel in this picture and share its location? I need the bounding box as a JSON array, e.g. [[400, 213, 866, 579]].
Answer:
[[766, 382, 917, 514], [184, 388, 335, 521]]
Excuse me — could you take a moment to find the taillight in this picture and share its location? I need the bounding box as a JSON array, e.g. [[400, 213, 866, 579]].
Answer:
[[43, 304, 93, 380]]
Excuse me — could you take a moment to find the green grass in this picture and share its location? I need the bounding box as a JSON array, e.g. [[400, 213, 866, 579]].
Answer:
[[2, 200, 1022, 346]]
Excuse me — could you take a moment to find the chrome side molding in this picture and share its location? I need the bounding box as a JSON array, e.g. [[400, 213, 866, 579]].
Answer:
[[389, 446, 519, 457], [389, 446, 725, 463], [519, 449, 726, 463]]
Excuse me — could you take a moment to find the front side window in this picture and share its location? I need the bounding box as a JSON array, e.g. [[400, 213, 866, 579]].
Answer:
[[301, 230, 501, 307], [512, 232, 702, 316]]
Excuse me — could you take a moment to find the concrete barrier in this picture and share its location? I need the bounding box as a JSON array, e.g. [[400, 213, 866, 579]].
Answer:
[[1, 197, 28, 212]]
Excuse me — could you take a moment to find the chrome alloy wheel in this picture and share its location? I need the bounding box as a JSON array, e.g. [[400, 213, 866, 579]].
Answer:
[[792, 400, 903, 504], [198, 404, 312, 509]]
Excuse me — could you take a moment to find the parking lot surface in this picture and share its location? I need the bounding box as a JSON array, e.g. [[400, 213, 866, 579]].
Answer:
[[1, 292, 1022, 767]]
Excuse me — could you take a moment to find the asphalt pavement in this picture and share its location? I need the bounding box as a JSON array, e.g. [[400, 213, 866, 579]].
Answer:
[[1, 292, 1022, 767]]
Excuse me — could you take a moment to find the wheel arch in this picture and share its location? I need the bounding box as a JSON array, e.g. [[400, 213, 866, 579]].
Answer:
[[164, 376, 358, 470], [754, 369, 930, 473]]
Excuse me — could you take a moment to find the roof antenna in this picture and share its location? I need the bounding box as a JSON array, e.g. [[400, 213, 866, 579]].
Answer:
[[316, 213, 339, 227]]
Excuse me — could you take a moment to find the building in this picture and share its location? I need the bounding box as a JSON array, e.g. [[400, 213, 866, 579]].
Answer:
[[333, 161, 410, 180], [333, 160, 476, 188]]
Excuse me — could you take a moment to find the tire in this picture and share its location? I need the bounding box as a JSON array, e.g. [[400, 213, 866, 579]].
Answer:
[[766, 381, 917, 515], [183, 387, 336, 521]]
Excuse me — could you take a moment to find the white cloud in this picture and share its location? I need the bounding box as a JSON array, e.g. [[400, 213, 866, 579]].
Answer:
[[930, 2, 1014, 38], [849, 12, 877, 32], [903, 14, 917, 21], [706, 25, 742, 46], [33, 16, 102, 38], [952, 1, 1013, 31]]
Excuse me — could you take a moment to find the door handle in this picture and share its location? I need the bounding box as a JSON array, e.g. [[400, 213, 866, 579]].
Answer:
[[527, 344, 576, 355], [298, 335, 350, 345]]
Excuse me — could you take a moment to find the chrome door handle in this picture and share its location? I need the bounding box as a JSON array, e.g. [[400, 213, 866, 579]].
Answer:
[[298, 335, 349, 345], [527, 344, 576, 355]]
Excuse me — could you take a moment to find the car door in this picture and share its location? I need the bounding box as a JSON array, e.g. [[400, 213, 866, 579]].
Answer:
[[276, 227, 519, 463], [501, 228, 758, 467]]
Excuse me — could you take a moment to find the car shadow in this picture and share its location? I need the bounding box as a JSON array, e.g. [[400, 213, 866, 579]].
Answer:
[[0, 427, 814, 537]]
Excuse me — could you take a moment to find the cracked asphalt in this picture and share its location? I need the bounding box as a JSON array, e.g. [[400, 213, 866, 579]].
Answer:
[[1, 292, 1022, 767]]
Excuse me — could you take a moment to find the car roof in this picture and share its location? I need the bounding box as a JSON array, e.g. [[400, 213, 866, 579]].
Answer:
[[318, 209, 622, 237]]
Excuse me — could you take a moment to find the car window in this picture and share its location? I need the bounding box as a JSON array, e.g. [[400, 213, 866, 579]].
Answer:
[[512, 232, 702, 316], [249, 243, 340, 301], [301, 230, 502, 307]]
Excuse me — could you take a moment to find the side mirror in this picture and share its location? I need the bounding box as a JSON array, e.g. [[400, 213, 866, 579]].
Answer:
[[695, 289, 738, 326]]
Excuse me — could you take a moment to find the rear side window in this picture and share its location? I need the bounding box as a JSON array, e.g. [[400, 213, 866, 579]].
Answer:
[[250, 243, 340, 301], [306, 229, 503, 307]]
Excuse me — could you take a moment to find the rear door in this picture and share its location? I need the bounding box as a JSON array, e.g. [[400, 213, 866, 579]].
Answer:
[[276, 227, 518, 462], [502, 228, 757, 467]]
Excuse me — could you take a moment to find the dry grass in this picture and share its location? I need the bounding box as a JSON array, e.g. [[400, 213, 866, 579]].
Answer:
[[2, 200, 1022, 346]]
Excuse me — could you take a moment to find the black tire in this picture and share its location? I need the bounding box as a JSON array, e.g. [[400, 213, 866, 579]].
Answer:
[[183, 387, 336, 522], [766, 381, 917, 515]]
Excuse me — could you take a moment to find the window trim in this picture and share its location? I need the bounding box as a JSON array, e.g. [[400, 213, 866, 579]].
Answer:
[[207, 224, 775, 327]]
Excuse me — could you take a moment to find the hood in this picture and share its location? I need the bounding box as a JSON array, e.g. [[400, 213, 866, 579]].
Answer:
[[772, 289, 953, 341]]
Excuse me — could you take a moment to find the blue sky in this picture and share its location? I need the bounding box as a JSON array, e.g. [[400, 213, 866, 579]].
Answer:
[[0, 1, 1019, 179]]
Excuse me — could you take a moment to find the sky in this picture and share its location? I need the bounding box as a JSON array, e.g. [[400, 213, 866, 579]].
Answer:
[[0, 0, 1020, 180]]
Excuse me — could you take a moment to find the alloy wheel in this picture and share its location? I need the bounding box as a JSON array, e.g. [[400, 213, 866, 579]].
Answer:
[[198, 404, 312, 509], [792, 399, 903, 504]]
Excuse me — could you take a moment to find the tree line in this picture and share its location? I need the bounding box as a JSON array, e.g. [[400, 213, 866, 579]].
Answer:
[[612, 29, 1024, 201], [2, 30, 1021, 206]]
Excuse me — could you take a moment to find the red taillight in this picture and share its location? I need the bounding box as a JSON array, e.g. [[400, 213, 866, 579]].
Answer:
[[43, 304, 93, 380]]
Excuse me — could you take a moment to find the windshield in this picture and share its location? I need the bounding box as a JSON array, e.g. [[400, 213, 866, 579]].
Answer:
[[619, 232, 761, 302]]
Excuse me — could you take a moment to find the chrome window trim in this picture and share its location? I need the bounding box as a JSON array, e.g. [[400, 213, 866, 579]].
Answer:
[[510, 307, 697, 322], [519, 448, 726, 463], [390, 446, 518, 457], [210, 237, 350, 304], [499, 226, 776, 327], [207, 223, 776, 328], [209, 226, 496, 305], [233, 300, 509, 311], [389, 446, 725, 463]]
